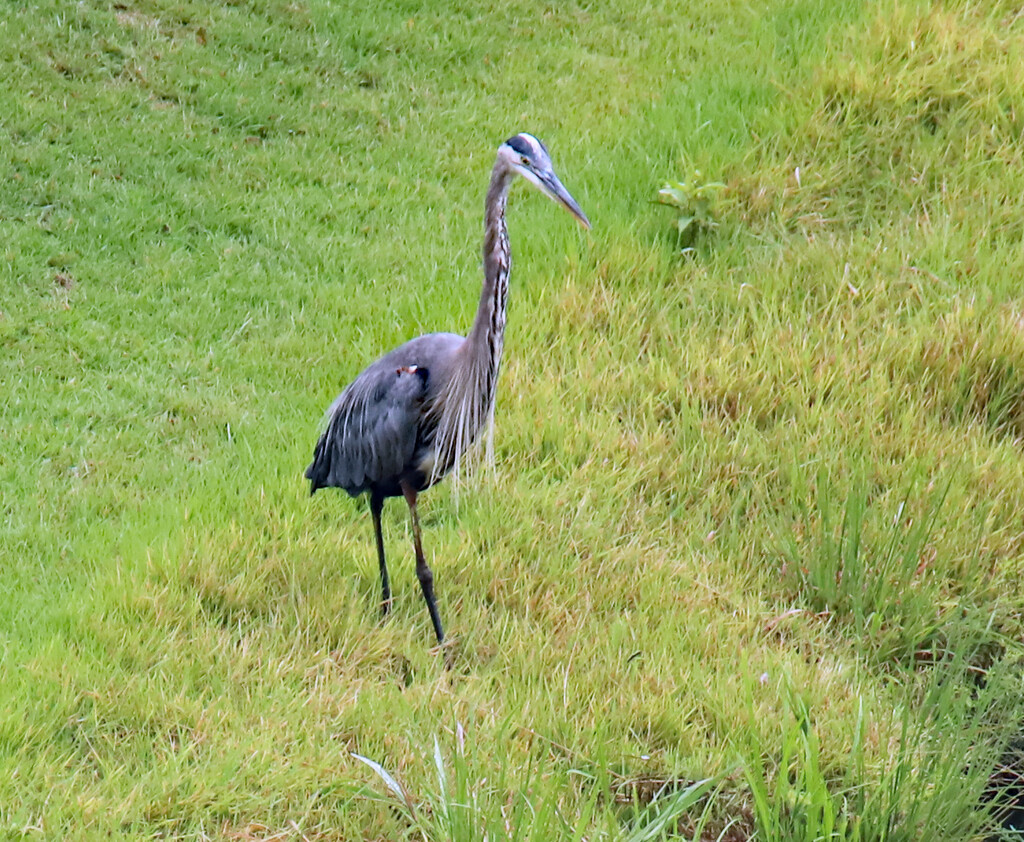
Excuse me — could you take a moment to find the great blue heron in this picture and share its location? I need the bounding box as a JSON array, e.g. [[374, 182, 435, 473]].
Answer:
[[306, 133, 589, 646]]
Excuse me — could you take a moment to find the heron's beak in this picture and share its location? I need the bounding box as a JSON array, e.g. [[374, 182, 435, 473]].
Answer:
[[540, 171, 591, 229]]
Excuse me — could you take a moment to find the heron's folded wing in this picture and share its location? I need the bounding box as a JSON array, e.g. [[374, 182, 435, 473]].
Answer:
[[307, 364, 427, 495]]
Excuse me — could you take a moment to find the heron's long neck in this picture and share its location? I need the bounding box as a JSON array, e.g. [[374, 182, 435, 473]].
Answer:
[[464, 162, 513, 391], [426, 161, 512, 483]]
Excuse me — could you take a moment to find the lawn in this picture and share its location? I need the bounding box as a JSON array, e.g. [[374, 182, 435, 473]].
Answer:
[[2, 0, 1024, 838]]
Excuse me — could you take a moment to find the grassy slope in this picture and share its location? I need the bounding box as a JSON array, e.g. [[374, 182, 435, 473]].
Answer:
[[2, 0, 1024, 838]]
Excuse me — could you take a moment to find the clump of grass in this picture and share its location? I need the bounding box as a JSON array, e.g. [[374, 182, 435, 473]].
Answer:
[[913, 301, 1024, 441], [743, 646, 1023, 842], [773, 466, 991, 667], [351, 724, 719, 841]]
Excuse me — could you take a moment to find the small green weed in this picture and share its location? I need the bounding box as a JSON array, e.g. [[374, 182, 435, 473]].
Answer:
[[656, 168, 725, 249]]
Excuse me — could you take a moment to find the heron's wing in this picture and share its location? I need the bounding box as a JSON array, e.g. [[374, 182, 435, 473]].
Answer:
[[306, 361, 428, 495]]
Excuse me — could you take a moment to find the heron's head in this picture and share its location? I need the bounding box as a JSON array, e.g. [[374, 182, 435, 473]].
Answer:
[[498, 133, 590, 229]]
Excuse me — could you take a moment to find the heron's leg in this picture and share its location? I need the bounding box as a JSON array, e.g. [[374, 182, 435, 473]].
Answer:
[[400, 481, 445, 645], [370, 492, 391, 616]]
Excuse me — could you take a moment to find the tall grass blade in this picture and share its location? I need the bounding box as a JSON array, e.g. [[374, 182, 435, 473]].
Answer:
[[351, 752, 410, 809]]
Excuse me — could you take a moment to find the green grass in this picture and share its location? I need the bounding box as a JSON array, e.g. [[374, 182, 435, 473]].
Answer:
[[4, 0, 1024, 838]]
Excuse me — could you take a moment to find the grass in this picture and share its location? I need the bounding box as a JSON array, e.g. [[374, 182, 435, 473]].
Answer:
[[3, 0, 1024, 838]]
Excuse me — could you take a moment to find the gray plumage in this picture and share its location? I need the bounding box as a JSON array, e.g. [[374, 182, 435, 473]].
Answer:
[[306, 132, 589, 647], [307, 336, 461, 498]]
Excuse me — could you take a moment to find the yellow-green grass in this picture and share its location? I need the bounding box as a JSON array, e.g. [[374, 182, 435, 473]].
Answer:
[[3, 0, 1024, 838]]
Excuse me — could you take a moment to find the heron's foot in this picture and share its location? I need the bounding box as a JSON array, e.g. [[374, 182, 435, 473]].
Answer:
[[433, 634, 457, 671], [379, 596, 393, 618]]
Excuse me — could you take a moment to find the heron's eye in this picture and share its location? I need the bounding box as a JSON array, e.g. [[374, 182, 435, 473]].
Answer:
[[520, 156, 530, 166]]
